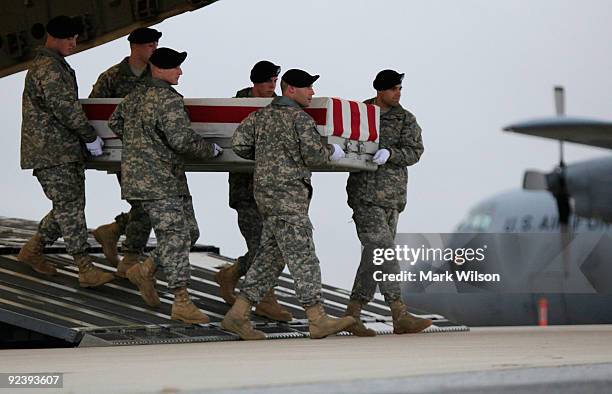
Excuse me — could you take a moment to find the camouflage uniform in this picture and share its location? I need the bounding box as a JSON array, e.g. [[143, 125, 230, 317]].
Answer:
[[232, 96, 334, 307], [346, 99, 424, 304], [109, 78, 216, 289], [21, 47, 98, 255], [89, 57, 153, 254], [90, 57, 151, 98], [229, 87, 276, 276]]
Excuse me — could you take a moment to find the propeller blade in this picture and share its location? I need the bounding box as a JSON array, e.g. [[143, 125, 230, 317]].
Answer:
[[523, 170, 548, 190], [546, 168, 571, 226], [554, 86, 565, 116]]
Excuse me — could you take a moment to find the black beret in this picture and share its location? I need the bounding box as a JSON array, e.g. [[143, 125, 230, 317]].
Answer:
[[250, 60, 281, 83], [282, 69, 319, 88], [149, 47, 187, 69], [373, 69, 404, 91], [128, 27, 162, 44], [46, 15, 83, 39]]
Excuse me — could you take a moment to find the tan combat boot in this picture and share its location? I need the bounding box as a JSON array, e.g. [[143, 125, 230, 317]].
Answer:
[[343, 300, 376, 337], [254, 288, 293, 322], [214, 263, 241, 305], [92, 222, 120, 267], [125, 257, 160, 307], [390, 299, 432, 334], [171, 287, 209, 324], [305, 303, 356, 339], [221, 296, 265, 340], [75, 254, 114, 288], [17, 233, 57, 276], [115, 252, 139, 278]]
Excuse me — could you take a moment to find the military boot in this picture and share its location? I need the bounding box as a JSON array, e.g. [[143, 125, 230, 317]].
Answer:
[[214, 263, 241, 305], [390, 299, 432, 334], [125, 257, 160, 307], [343, 300, 376, 337], [75, 254, 114, 288], [254, 288, 293, 322], [171, 287, 209, 324], [305, 303, 356, 339], [92, 222, 120, 267], [17, 233, 57, 276], [115, 252, 140, 278], [221, 296, 265, 340]]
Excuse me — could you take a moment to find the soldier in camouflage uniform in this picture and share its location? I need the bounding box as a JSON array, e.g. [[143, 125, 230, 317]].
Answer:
[[222, 69, 355, 340], [344, 69, 432, 336], [88, 27, 162, 277], [215, 60, 293, 322], [18, 16, 114, 288], [108, 47, 222, 323]]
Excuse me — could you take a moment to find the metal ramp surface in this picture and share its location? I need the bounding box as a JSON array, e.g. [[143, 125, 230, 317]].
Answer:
[[0, 217, 468, 347]]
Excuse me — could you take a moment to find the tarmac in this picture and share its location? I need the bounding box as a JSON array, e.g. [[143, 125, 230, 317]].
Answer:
[[1, 324, 611, 393]]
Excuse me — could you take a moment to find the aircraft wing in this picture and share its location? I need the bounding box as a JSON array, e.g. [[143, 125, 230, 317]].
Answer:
[[0, 0, 218, 78], [503, 116, 612, 150]]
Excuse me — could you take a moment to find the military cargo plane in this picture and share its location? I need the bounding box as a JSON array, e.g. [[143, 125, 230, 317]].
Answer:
[[402, 87, 612, 326]]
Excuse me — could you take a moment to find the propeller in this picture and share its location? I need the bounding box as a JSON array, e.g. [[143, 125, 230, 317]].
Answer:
[[522, 86, 572, 226]]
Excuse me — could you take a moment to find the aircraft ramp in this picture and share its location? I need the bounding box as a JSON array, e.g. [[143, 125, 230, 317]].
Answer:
[[0, 217, 467, 348]]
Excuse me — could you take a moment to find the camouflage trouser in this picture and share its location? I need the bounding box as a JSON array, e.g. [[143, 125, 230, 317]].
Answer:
[[114, 173, 152, 254], [350, 205, 402, 305], [241, 215, 321, 307], [140, 196, 199, 289], [34, 162, 89, 255], [234, 200, 263, 277]]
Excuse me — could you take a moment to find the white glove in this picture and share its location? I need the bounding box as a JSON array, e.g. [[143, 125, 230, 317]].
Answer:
[[212, 143, 224, 157], [372, 148, 390, 165], [330, 144, 345, 161], [86, 136, 104, 157]]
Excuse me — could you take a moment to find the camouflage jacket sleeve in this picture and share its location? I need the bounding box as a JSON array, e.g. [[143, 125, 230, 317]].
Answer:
[[232, 112, 256, 160], [386, 111, 424, 166], [108, 100, 125, 139], [294, 111, 333, 166], [158, 92, 216, 159], [42, 62, 97, 143]]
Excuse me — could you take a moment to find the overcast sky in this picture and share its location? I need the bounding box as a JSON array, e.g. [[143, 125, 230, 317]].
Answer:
[[1, 0, 612, 289]]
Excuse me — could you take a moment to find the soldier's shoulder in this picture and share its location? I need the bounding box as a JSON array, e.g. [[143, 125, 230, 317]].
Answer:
[[27, 55, 62, 80], [31, 54, 59, 72], [123, 85, 148, 101], [98, 63, 122, 79], [388, 105, 416, 122], [235, 87, 252, 98], [150, 85, 178, 99], [401, 107, 417, 121], [293, 107, 316, 123], [153, 87, 184, 111]]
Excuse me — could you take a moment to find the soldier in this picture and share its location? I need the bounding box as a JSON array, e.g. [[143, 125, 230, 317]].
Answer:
[[222, 69, 355, 340], [88, 27, 162, 277], [18, 15, 114, 288], [215, 60, 293, 322], [344, 69, 432, 336], [108, 47, 222, 323]]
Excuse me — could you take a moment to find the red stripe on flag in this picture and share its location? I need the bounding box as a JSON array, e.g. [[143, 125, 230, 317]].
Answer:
[[349, 101, 361, 140], [303, 108, 327, 126], [366, 104, 378, 141], [83, 103, 117, 120], [188, 105, 327, 125], [186, 105, 260, 123], [84, 103, 327, 126], [331, 98, 344, 137]]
